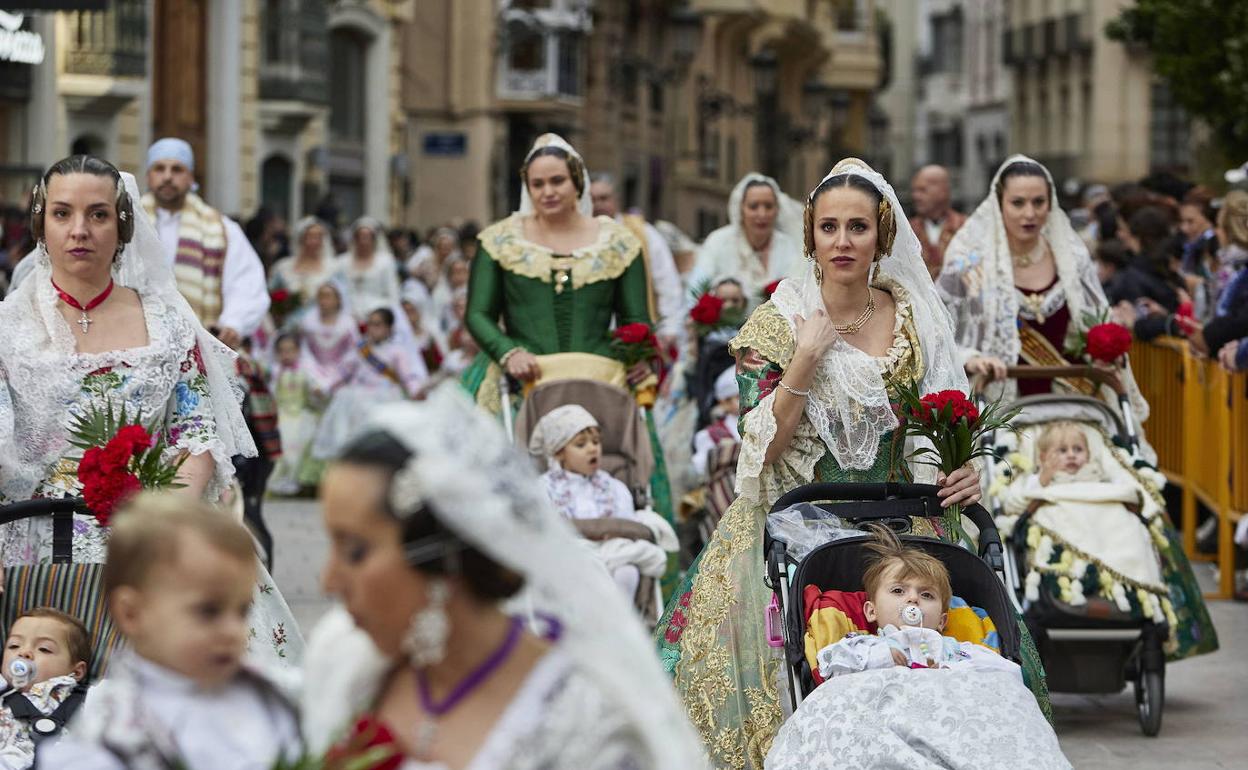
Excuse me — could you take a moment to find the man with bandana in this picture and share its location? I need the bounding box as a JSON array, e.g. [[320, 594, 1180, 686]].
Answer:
[[142, 138, 270, 349]]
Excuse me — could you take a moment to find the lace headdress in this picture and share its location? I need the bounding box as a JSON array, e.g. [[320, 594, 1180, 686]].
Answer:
[[742, 158, 968, 486], [291, 216, 336, 264], [938, 154, 1150, 424], [518, 133, 593, 218], [0, 172, 255, 502], [693, 172, 805, 296], [362, 385, 705, 768]]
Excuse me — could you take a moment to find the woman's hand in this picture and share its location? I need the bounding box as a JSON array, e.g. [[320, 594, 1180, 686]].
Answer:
[[626, 360, 654, 386], [1218, 340, 1242, 373], [965, 355, 1008, 382], [793, 310, 839, 360], [504, 350, 541, 382], [936, 464, 981, 508]]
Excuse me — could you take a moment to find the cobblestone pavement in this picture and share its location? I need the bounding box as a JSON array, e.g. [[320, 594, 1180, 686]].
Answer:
[[267, 496, 1246, 767]]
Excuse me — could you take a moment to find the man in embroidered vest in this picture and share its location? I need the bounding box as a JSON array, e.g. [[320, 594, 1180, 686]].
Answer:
[[909, 164, 967, 281], [590, 173, 684, 350], [143, 138, 270, 349]]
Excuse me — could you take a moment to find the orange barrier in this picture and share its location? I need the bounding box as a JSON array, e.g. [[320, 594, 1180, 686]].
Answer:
[[1132, 337, 1247, 599]]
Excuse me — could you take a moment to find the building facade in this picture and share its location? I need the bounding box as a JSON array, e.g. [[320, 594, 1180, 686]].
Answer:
[[402, 0, 883, 239], [6, 0, 407, 228]]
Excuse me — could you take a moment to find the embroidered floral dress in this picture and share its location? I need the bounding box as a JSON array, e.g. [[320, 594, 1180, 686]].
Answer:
[[653, 283, 1049, 769], [0, 292, 226, 565]]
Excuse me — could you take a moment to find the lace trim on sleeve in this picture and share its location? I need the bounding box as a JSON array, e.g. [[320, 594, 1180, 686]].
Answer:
[[730, 301, 794, 368]]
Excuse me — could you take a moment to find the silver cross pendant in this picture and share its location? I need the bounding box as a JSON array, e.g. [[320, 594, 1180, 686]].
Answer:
[[77, 312, 92, 333]]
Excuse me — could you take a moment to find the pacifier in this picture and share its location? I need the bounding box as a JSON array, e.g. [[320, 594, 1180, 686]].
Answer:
[[7, 658, 36, 690], [901, 605, 923, 626]]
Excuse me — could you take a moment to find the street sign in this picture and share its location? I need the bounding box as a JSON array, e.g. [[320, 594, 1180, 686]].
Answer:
[[423, 133, 468, 157]]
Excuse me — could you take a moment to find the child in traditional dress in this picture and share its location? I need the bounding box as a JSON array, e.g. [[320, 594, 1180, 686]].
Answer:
[[40, 496, 301, 770], [1030, 421, 1107, 488], [692, 366, 741, 478], [299, 281, 360, 394], [312, 308, 427, 460], [268, 333, 321, 496], [530, 405, 677, 600], [815, 527, 1020, 679], [0, 608, 90, 768]]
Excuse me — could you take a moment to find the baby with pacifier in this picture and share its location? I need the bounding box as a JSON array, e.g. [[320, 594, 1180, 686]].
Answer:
[[0, 608, 91, 767], [815, 527, 1020, 680]]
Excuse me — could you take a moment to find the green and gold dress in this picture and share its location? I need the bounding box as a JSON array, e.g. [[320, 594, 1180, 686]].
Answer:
[[654, 282, 1049, 769], [462, 213, 678, 581]]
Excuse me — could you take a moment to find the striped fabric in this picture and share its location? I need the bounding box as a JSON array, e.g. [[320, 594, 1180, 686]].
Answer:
[[141, 192, 228, 327], [1, 563, 121, 681]]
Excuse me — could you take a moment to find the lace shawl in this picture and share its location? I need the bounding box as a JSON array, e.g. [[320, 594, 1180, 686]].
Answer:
[[938, 154, 1150, 424]]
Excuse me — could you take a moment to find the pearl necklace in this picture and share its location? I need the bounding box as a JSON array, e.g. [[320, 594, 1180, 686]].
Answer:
[[1011, 239, 1046, 268], [832, 289, 876, 335]]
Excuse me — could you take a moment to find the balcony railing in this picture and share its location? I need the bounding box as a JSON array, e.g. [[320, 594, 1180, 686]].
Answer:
[[259, 1, 329, 103], [64, 0, 147, 78]]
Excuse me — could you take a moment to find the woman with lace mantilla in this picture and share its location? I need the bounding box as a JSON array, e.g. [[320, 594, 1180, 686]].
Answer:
[[0, 155, 301, 668], [303, 386, 703, 769], [937, 156, 1217, 662], [652, 159, 1039, 770]]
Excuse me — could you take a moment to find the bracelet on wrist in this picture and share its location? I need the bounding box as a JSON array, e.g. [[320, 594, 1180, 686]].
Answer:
[[499, 347, 524, 367], [778, 380, 810, 398]]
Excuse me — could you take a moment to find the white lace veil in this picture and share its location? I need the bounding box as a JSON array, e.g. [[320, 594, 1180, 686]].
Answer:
[[939, 154, 1150, 424], [517, 133, 593, 218], [292, 216, 336, 264], [758, 159, 967, 476], [0, 172, 254, 503], [362, 385, 704, 768], [693, 173, 804, 298]]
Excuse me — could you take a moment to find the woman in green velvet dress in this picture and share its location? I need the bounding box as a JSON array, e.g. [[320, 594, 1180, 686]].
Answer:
[[654, 159, 1046, 770], [462, 134, 679, 580]]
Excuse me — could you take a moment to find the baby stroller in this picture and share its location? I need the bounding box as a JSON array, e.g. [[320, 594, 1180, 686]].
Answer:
[[982, 365, 1169, 735], [513, 378, 669, 623], [0, 497, 120, 681], [763, 482, 1020, 709]]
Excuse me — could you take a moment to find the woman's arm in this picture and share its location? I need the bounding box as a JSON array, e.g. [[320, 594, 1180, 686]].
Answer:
[[165, 344, 228, 500], [762, 311, 839, 465], [463, 248, 526, 363], [614, 250, 652, 328], [175, 450, 214, 499]]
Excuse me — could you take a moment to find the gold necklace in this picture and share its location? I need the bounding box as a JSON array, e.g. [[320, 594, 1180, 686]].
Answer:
[[1011, 239, 1046, 268], [832, 289, 876, 334]]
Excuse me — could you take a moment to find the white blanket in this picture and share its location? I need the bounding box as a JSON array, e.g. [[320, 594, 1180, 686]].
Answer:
[[588, 510, 679, 578], [1003, 479, 1164, 590], [765, 668, 1070, 770]]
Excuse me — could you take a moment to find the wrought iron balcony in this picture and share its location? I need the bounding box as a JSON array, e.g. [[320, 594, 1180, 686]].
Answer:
[[64, 0, 147, 78]]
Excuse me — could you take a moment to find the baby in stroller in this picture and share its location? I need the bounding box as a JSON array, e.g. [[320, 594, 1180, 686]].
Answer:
[[996, 419, 1174, 626], [0, 608, 91, 768], [530, 405, 678, 600], [768, 528, 1068, 770], [815, 528, 1020, 680]]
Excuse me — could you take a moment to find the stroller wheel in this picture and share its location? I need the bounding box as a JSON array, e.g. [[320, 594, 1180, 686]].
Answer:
[[1133, 668, 1164, 736]]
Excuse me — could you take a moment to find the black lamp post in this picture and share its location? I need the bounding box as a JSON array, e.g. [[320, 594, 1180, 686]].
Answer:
[[751, 49, 780, 179]]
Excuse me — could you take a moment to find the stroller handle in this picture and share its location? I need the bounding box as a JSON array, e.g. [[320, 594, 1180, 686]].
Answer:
[[768, 483, 1005, 570], [0, 497, 88, 526], [972, 365, 1127, 397]]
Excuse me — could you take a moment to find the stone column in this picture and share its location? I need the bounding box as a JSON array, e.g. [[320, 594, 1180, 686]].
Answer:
[[364, 19, 390, 220], [207, 0, 243, 212]]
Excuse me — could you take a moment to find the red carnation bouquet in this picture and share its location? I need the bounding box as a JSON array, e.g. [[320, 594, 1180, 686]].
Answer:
[[894, 383, 1018, 543], [611, 323, 661, 407], [269, 288, 302, 328], [1065, 310, 1132, 365], [688, 293, 745, 338], [68, 402, 185, 526], [761, 279, 782, 301]]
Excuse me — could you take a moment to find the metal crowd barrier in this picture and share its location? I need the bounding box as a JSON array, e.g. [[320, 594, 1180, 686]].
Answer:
[[1131, 337, 1247, 599]]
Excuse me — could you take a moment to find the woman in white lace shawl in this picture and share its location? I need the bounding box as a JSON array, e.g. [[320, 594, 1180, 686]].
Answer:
[[936, 155, 1151, 445], [654, 158, 1002, 769], [0, 156, 302, 667], [303, 385, 703, 769], [690, 173, 805, 302]]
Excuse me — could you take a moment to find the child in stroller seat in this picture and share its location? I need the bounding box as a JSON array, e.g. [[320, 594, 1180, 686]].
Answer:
[[1026, 422, 1107, 488], [767, 528, 1069, 770], [691, 367, 741, 478], [0, 608, 90, 768], [531, 405, 678, 600], [815, 528, 1021, 681]]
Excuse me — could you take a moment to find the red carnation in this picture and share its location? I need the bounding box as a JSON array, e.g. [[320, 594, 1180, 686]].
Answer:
[[270, 289, 291, 304], [82, 471, 141, 527], [324, 716, 403, 770], [689, 293, 725, 325], [613, 323, 653, 345], [113, 424, 153, 455], [913, 389, 978, 426], [1086, 322, 1132, 363], [763, 280, 782, 297], [97, 441, 133, 476], [78, 447, 104, 482]]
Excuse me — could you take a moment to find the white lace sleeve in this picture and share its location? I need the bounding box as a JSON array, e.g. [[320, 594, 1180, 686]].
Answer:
[[935, 254, 986, 365], [164, 343, 233, 500], [736, 389, 824, 506], [816, 634, 897, 679]]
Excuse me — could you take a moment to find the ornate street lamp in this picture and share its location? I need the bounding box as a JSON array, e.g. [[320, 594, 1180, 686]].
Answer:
[[669, 5, 702, 69], [750, 49, 778, 95]]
